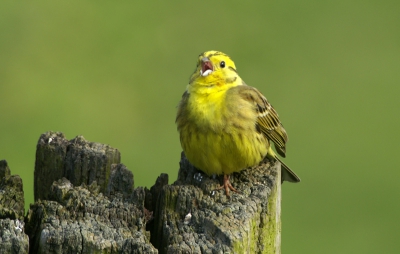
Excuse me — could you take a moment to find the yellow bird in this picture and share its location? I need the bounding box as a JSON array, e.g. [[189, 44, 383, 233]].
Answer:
[[176, 51, 300, 196]]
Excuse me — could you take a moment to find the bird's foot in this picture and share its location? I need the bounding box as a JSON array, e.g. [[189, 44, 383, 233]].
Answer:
[[216, 174, 239, 197]]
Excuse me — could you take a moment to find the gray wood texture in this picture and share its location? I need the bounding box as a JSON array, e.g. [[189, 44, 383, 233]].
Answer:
[[0, 131, 282, 253]]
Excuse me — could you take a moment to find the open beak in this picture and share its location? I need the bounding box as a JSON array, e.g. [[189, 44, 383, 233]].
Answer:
[[200, 57, 213, 77]]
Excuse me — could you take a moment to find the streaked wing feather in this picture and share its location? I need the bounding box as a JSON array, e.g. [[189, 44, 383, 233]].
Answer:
[[239, 86, 288, 157]]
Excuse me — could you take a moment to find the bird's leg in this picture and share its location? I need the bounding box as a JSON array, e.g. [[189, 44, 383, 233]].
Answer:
[[216, 174, 239, 196]]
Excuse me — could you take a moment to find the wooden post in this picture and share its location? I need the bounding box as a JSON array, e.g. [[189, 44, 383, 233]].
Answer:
[[1, 131, 282, 253], [151, 152, 282, 254]]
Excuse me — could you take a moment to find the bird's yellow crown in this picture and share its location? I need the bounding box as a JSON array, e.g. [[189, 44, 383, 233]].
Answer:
[[187, 51, 242, 95]]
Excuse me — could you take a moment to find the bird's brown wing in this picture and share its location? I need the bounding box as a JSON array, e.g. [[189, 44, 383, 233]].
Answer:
[[238, 86, 288, 157]]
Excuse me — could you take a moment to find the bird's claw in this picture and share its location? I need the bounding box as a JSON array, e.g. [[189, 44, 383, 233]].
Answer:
[[216, 174, 239, 197]]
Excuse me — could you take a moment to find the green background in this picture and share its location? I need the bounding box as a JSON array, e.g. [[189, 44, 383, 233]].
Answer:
[[1, 1, 399, 253]]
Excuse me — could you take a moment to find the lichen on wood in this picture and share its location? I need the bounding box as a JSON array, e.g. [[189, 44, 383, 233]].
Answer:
[[0, 160, 28, 253]]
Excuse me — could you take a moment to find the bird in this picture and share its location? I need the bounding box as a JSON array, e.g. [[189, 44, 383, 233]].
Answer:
[[176, 50, 300, 196]]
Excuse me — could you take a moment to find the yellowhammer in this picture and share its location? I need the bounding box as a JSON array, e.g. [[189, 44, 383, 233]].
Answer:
[[176, 50, 300, 196]]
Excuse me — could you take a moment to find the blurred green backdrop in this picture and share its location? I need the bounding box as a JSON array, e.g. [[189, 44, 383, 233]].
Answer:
[[1, 1, 399, 253]]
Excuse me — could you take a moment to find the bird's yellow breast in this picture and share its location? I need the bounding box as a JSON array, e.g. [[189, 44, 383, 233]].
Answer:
[[186, 89, 226, 131], [179, 87, 269, 176]]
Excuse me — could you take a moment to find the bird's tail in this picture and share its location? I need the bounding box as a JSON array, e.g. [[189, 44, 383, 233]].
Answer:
[[266, 147, 300, 183], [274, 156, 301, 183]]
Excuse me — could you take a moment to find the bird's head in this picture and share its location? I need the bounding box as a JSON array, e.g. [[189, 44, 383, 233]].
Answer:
[[188, 51, 241, 91]]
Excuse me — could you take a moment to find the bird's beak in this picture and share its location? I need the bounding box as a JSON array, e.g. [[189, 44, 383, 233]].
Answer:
[[200, 57, 213, 77]]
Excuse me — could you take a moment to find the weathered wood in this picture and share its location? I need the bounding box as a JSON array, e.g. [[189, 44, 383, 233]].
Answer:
[[151, 152, 281, 254], [0, 160, 25, 220], [0, 218, 29, 254], [106, 163, 135, 199], [25, 177, 157, 253], [28, 132, 154, 253], [0, 160, 29, 253], [34, 131, 121, 201], [1, 131, 282, 253]]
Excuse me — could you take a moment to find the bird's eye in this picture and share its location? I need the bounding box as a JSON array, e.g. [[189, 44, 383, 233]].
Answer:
[[220, 61, 225, 68]]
